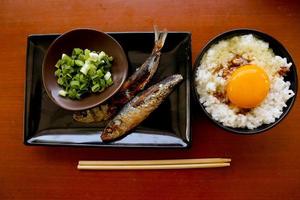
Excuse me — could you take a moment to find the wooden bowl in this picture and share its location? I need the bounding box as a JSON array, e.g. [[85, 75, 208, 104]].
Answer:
[[42, 28, 128, 111]]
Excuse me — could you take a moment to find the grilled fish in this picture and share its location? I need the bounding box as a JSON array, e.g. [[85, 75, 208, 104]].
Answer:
[[101, 74, 183, 141], [73, 26, 168, 123]]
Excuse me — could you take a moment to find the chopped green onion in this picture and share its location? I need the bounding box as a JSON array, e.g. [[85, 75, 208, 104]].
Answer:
[[55, 69, 61, 77], [55, 59, 63, 68], [104, 72, 111, 80], [80, 62, 91, 75], [91, 84, 100, 92], [106, 77, 113, 86], [74, 60, 84, 66], [89, 52, 99, 62], [84, 49, 90, 56], [54, 48, 114, 100], [70, 80, 80, 88], [73, 48, 83, 56], [57, 78, 64, 85], [58, 90, 67, 97], [98, 51, 106, 60]]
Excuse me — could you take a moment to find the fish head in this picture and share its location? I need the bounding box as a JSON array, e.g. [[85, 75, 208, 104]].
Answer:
[[101, 118, 124, 141]]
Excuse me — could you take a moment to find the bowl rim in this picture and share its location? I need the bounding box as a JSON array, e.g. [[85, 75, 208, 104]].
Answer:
[[42, 28, 128, 111], [192, 28, 298, 135]]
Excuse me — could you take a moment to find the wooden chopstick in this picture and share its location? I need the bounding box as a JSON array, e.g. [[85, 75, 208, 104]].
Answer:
[[77, 158, 231, 170], [79, 158, 231, 166], [77, 163, 230, 170]]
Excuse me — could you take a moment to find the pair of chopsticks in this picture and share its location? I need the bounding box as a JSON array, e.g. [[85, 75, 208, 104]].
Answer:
[[77, 158, 231, 170]]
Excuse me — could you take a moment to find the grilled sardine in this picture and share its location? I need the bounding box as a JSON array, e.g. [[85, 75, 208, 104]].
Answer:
[[101, 74, 183, 141]]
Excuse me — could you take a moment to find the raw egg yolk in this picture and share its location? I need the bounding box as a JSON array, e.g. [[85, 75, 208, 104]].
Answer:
[[226, 65, 270, 108]]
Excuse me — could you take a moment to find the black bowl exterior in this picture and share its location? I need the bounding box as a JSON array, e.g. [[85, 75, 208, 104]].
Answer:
[[42, 28, 128, 111], [193, 29, 298, 134]]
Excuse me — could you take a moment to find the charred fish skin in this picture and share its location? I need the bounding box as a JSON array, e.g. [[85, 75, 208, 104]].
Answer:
[[109, 51, 161, 108], [101, 74, 183, 141], [73, 26, 168, 123]]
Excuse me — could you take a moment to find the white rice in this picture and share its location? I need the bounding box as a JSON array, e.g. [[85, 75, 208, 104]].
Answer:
[[195, 34, 295, 129]]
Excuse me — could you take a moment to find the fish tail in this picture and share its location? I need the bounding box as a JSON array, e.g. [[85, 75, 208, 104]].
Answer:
[[152, 25, 168, 53], [73, 104, 111, 123]]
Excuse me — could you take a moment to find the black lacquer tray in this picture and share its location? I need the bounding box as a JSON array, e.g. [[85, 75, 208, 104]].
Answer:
[[24, 32, 191, 148]]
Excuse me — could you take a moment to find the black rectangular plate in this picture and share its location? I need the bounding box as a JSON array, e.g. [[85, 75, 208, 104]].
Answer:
[[24, 32, 191, 148]]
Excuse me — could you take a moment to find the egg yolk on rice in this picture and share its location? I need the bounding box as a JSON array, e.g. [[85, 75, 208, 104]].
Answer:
[[226, 65, 270, 108]]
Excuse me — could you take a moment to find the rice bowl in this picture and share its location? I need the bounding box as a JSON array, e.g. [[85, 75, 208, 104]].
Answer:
[[194, 30, 297, 132]]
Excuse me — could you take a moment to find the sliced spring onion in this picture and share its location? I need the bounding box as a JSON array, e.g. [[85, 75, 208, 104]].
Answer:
[[54, 48, 114, 100], [104, 71, 111, 80], [58, 90, 67, 97], [75, 60, 84, 66]]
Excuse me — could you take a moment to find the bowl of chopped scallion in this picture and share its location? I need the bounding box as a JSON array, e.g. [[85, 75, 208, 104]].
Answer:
[[42, 29, 128, 111]]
